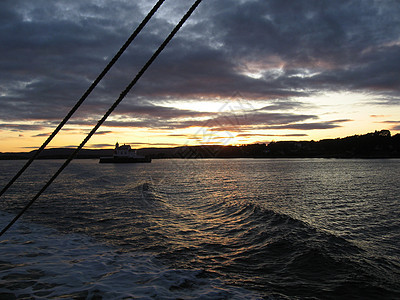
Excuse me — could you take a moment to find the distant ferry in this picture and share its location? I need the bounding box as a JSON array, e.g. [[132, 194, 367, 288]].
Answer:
[[99, 143, 151, 163]]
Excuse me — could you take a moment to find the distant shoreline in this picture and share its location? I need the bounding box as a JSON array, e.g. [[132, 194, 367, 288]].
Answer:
[[1, 130, 400, 160], [1, 156, 400, 161]]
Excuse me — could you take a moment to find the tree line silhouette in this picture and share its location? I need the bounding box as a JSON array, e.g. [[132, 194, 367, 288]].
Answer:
[[171, 130, 400, 158], [1, 130, 399, 159], [263, 130, 400, 158]]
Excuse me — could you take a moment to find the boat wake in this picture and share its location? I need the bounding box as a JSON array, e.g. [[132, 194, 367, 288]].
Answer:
[[0, 211, 263, 299]]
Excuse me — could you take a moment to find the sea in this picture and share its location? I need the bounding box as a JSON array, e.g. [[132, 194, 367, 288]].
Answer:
[[0, 158, 399, 299]]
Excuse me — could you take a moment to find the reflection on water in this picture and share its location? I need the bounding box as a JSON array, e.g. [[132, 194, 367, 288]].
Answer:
[[1, 158, 400, 299]]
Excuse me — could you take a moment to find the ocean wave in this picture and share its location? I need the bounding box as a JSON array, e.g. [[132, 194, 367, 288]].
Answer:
[[154, 195, 400, 299], [1, 159, 400, 299], [0, 211, 263, 299]]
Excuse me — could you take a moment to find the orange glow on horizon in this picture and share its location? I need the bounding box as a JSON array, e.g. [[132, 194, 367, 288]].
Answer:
[[1, 93, 400, 152]]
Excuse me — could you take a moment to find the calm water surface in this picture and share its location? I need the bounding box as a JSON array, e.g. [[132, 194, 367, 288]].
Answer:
[[0, 158, 399, 299]]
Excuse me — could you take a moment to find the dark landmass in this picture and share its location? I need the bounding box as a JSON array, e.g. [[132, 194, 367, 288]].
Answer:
[[264, 130, 400, 158], [1, 130, 400, 160], [0, 148, 114, 160]]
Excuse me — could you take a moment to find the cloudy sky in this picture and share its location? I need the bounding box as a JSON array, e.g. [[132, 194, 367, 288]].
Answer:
[[1, 0, 400, 152]]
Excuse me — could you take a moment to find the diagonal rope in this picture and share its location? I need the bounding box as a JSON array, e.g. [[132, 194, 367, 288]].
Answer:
[[0, 0, 203, 237], [0, 0, 166, 199]]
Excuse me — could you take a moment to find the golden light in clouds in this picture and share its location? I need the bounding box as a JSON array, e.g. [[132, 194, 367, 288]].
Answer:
[[3, 90, 398, 153]]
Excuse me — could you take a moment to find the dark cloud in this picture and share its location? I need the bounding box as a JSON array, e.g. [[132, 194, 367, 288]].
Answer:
[[0, 123, 45, 131], [379, 121, 400, 132], [37, 101, 349, 134], [1, 0, 399, 137], [150, 142, 181, 146], [392, 125, 400, 131], [257, 100, 310, 111], [93, 130, 113, 135], [237, 133, 308, 137], [260, 119, 352, 130], [88, 143, 115, 149], [167, 134, 187, 137], [114, 102, 216, 119], [381, 121, 400, 124], [32, 132, 51, 137], [96, 108, 325, 133]]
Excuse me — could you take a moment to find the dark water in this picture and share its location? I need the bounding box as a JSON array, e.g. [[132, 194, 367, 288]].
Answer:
[[1, 158, 399, 299]]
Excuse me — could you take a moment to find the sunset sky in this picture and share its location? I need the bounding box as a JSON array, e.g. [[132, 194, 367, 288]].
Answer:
[[1, 0, 400, 152]]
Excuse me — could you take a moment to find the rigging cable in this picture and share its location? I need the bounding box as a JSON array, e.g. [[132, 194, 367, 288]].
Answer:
[[0, 0, 166, 199], [0, 0, 203, 237]]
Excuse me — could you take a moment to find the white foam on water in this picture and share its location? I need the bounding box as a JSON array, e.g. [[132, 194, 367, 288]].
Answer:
[[0, 211, 263, 299]]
